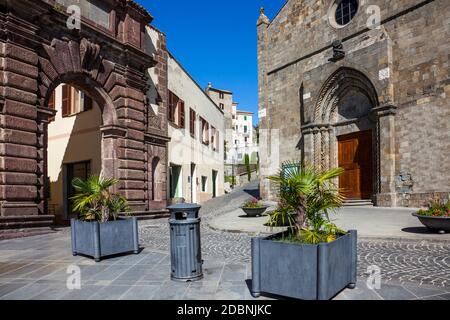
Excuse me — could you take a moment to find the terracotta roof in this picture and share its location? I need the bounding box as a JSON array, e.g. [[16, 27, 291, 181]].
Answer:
[[125, 0, 153, 21]]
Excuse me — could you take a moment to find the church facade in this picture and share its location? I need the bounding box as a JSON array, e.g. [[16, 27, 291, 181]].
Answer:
[[258, 0, 449, 207]]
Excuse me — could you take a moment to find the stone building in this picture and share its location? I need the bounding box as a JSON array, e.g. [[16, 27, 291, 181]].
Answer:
[[206, 84, 234, 163], [206, 85, 259, 165], [258, 0, 449, 207], [229, 109, 258, 164], [0, 0, 170, 237], [166, 53, 225, 204]]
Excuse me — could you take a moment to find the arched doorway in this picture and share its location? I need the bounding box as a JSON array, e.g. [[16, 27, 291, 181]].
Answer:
[[306, 67, 380, 201], [46, 83, 102, 224], [335, 90, 375, 200]]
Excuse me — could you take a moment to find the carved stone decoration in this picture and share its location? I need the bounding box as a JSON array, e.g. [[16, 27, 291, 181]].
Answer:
[[328, 40, 346, 62], [80, 38, 101, 72], [396, 172, 414, 193], [257, 7, 270, 26]]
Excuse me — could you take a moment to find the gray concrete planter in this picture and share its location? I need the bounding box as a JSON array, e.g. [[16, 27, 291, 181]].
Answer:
[[251, 230, 357, 300], [71, 218, 139, 262], [241, 206, 268, 217], [412, 213, 450, 234]]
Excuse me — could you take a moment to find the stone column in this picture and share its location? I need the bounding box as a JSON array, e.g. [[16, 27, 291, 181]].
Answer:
[[329, 127, 338, 170], [321, 126, 330, 170], [100, 125, 126, 193], [372, 104, 397, 207], [313, 127, 322, 170], [301, 126, 315, 165]]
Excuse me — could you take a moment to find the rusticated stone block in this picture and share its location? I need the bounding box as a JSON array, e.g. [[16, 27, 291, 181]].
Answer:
[[2, 99, 37, 119], [67, 40, 82, 73], [0, 143, 37, 159], [119, 180, 146, 190], [2, 72, 37, 93], [0, 157, 37, 173], [127, 129, 145, 141], [122, 119, 145, 131], [118, 139, 145, 151], [117, 108, 145, 121], [114, 98, 146, 112], [121, 190, 145, 201], [108, 85, 127, 101], [0, 185, 37, 201], [2, 43, 38, 65], [0, 115, 37, 132], [1, 129, 37, 146], [124, 87, 144, 102], [117, 148, 145, 161], [96, 59, 114, 86], [104, 73, 127, 93], [3, 87, 36, 105], [38, 57, 58, 82], [118, 169, 146, 181], [1, 57, 38, 78], [119, 159, 145, 171], [0, 203, 39, 216], [0, 172, 36, 185]]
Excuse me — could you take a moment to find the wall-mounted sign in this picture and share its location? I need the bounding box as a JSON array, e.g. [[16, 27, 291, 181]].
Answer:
[[379, 67, 390, 81], [258, 108, 267, 118]]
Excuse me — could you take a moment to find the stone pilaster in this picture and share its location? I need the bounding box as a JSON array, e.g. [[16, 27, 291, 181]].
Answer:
[[372, 104, 397, 207]]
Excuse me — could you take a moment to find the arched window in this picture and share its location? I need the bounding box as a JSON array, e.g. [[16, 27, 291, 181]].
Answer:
[[335, 0, 358, 26]]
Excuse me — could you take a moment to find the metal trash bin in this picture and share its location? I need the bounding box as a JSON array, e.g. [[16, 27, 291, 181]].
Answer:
[[167, 204, 203, 282]]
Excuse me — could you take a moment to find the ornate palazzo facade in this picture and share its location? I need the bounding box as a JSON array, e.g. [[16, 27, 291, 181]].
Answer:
[[0, 0, 170, 237]]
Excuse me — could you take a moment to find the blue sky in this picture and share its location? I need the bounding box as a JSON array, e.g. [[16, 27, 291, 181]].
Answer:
[[142, 0, 287, 125]]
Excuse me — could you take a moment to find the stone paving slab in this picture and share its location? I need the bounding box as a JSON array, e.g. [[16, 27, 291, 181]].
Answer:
[[0, 181, 449, 300], [0, 231, 449, 300], [208, 205, 450, 241]]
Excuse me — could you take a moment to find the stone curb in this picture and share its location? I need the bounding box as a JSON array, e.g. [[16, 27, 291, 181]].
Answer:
[[206, 221, 450, 243]]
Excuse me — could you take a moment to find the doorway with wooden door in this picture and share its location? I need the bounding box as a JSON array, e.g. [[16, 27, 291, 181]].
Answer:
[[338, 130, 373, 200]]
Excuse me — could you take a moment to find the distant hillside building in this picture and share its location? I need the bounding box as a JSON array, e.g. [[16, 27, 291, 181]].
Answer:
[[230, 109, 258, 164], [257, 0, 449, 207], [206, 84, 259, 165]]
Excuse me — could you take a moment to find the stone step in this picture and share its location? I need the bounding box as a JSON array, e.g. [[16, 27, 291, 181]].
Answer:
[[343, 200, 374, 207], [0, 215, 55, 240], [0, 215, 55, 230]]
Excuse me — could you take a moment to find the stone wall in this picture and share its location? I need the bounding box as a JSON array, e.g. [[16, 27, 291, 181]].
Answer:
[[258, 0, 450, 207]]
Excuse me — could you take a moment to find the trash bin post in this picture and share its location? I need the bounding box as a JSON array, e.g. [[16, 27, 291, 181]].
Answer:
[[167, 204, 203, 282]]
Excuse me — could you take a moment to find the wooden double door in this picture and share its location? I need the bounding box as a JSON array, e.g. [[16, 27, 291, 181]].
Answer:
[[338, 130, 374, 200]]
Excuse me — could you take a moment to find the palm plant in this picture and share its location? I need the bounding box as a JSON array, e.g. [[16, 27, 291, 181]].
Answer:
[[267, 161, 346, 244], [71, 176, 131, 223]]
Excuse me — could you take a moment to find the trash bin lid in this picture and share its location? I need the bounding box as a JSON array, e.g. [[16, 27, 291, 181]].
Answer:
[[167, 203, 201, 211]]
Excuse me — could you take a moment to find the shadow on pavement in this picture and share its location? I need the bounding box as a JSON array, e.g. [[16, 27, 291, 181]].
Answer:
[[401, 227, 439, 235]]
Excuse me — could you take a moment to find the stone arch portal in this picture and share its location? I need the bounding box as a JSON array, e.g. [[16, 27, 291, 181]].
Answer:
[[0, 0, 170, 234], [302, 67, 398, 204]]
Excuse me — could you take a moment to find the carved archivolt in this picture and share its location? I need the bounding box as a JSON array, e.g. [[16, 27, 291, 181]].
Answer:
[[314, 67, 379, 124], [80, 38, 101, 71], [38, 38, 114, 108], [305, 67, 379, 171]]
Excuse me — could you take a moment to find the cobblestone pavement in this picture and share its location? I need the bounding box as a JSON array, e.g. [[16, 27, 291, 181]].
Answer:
[[140, 181, 450, 289], [0, 180, 449, 300]]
